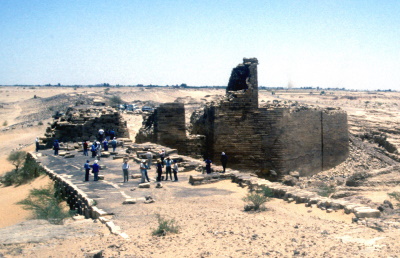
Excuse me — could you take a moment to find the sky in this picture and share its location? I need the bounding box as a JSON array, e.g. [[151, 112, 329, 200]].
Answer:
[[0, 1, 399, 90]]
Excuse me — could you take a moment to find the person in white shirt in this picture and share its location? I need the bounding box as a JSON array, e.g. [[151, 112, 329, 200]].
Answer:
[[173, 160, 179, 182], [140, 159, 150, 183], [146, 150, 153, 169], [122, 160, 130, 182]]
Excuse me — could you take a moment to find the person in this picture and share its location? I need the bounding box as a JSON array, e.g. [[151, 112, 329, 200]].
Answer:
[[92, 160, 100, 181], [90, 143, 97, 158], [109, 129, 115, 140], [84, 160, 91, 181], [105, 129, 110, 141], [156, 160, 163, 182], [111, 137, 117, 152], [146, 150, 153, 169], [53, 140, 60, 156], [122, 159, 130, 182], [83, 140, 88, 156], [204, 158, 212, 174], [98, 128, 104, 141], [173, 160, 179, 182], [103, 139, 108, 151], [164, 157, 173, 180], [220, 152, 228, 173], [159, 149, 166, 163], [35, 137, 40, 152], [140, 159, 150, 183], [96, 141, 102, 160]]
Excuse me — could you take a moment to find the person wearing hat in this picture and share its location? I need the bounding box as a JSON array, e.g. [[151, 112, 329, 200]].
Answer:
[[164, 157, 173, 181], [98, 128, 104, 141], [92, 160, 100, 181], [159, 149, 166, 163], [172, 160, 179, 182], [220, 152, 228, 173], [96, 141, 102, 160], [84, 160, 91, 181], [140, 159, 150, 183]]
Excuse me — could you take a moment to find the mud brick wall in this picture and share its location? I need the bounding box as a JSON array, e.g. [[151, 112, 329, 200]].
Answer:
[[273, 109, 324, 176], [321, 110, 349, 170], [262, 109, 348, 176], [154, 103, 187, 151], [209, 107, 348, 176]]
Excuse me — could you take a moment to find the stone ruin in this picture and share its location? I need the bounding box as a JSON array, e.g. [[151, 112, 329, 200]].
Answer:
[[136, 58, 349, 177], [41, 105, 130, 148]]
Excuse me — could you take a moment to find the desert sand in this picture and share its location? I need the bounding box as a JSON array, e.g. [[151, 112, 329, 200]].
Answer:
[[0, 86, 399, 257]]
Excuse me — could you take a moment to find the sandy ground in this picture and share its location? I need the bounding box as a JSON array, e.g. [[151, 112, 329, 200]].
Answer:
[[0, 86, 400, 257]]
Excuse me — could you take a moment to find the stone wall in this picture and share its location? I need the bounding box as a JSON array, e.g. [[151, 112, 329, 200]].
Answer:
[[43, 105, 129, 147], [154, 103, 187, 148], [135, 57, 349, 177]]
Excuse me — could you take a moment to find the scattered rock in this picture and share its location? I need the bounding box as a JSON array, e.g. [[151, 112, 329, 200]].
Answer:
[[86, 250, 103, 258], [144, 196, 155, 204], [138, 182, 150, 188], [122, 198, 136, 204], [282, 175, 298, 186]]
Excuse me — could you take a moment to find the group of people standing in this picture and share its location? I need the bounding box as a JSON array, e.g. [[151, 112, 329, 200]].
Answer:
[[82, 138, 118, 158], [50, 134, 228, 183], [204, 152, 228, 174], [119, 149, 179, 184], [83, 159, 100, 181], [97, 128, 116, 142]]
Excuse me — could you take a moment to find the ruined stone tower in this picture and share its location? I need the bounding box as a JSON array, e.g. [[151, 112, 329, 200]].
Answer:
[[136, 58, 349, 177]]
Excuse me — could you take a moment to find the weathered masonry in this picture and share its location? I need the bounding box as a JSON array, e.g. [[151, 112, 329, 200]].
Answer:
[[136, 58, 349, 177], [42, 105, 130, 148]]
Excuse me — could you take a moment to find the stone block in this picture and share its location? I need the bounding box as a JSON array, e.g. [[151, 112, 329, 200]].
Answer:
[[101, 152, 110, 157], [98, 217, 110, 224], [355, 209, 381, 218], [58, 151, 69, 156], [86, 250, 103, 258], [72, 215, 85, 221], [105, 221, 121, 235], [131, 173, 142, 179], [344, 204, 361, 214], [138, 182, 150, 188], [122, 198, 136, 204], [64, 154, 75, 158]]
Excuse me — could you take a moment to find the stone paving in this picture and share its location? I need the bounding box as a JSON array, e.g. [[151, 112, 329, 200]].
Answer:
[[35, 145, 208, 238], [34, 144, 381, 239]]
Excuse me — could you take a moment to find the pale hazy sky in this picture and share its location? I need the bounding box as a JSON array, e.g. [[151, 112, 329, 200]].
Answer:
[[1, 1, 399, 90]]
